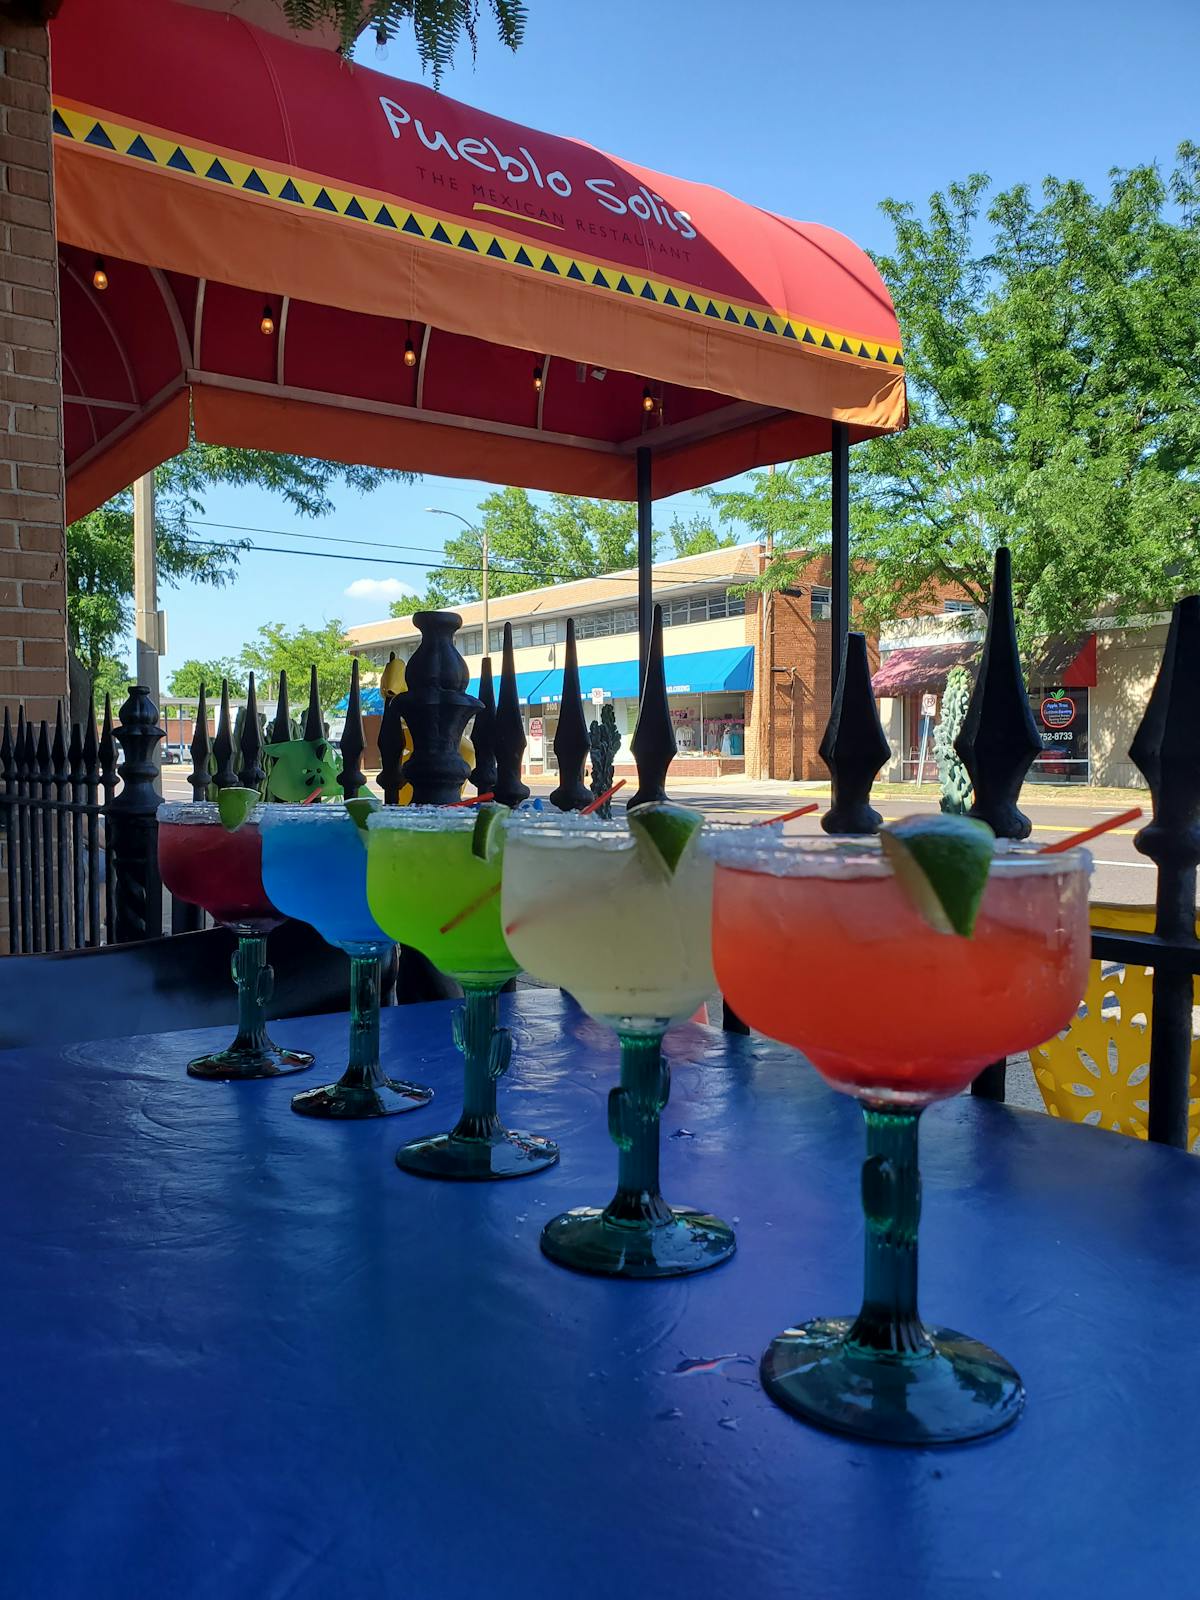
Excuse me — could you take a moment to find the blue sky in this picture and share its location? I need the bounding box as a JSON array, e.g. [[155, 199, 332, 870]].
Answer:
[[150, 0, 1198, 684]]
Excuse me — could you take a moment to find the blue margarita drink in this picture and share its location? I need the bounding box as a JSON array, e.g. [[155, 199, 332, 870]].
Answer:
[[259, 803, 433, 1120]]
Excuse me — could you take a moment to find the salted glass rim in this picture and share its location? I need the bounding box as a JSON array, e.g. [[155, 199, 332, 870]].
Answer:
[[505, 811, 633, 851], [367, 803, 494, 833], [157, 800, 270, 826], [702, 831, 1092, 879], [256, 802, 356, 827]]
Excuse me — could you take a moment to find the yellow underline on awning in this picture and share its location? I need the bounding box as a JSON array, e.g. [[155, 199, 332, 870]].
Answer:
[[472, 202, 563, 230]]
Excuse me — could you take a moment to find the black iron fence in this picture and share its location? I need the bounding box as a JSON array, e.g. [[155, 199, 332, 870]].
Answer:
[[2, 577, 1197, 1151]]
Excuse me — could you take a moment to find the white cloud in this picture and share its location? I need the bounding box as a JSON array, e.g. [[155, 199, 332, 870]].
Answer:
[[344, 576, 418, 601]]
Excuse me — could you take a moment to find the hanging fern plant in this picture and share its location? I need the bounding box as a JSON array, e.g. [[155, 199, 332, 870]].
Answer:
[[278, 0, 527, 83]]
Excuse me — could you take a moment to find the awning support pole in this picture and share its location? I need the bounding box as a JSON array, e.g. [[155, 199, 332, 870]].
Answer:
[[831, 422, 850, 708], [637, 446, 653, 695]]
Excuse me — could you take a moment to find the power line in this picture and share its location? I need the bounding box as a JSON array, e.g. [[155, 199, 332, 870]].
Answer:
[[184, 517, 754, 587], [176, 534, 752, 592]]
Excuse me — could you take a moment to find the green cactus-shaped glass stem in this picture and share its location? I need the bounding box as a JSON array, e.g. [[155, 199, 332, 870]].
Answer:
[[759, 1105, 1026, 1444], [395, 983, 559, 1181], [291, 946, 434, 1120], [186, 932, 315, 1081], [540, 1028, 736, 1279]]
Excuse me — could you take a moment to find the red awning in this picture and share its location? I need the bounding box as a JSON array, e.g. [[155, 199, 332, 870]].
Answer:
[[50, 0, 906, 520], [872, 634, 1097, 697]]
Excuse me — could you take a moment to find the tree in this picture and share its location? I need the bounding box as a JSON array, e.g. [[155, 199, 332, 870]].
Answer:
[[238, 619, 354, 717], [718, 144, 1200, 650], [665, 513, 737, 559], [391, 488, 638, 614], [278, 0, 526, 80], [67, 440, 406, 695], [167, 658, 247, 699]]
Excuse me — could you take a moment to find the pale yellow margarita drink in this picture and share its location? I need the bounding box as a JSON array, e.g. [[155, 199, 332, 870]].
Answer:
[[500, 813, 715, 1028]]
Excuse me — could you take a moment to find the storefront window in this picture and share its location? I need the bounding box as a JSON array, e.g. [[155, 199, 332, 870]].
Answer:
[[1028, 686, 1089, 784]]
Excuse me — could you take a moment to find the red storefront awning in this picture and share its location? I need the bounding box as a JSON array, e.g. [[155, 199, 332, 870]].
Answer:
[[872, 634, 1097, 697], [50, 0, 906, 521]]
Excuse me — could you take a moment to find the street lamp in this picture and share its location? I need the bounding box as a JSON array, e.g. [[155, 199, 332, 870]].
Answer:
[[427, 507, 489, 652]]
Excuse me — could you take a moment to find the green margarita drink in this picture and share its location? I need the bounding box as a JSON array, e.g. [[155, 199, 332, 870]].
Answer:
[[502, 806, 735, 1279], [365, 806, 559, 1181]]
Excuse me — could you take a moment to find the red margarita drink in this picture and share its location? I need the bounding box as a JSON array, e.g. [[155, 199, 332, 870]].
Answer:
[[159, 807, 281, 931], [712, 843, 1090, 1103], [156, 801, 311, 1082]]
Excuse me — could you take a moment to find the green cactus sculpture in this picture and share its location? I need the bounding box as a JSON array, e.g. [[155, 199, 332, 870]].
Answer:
[[934, 665, 974, 814]]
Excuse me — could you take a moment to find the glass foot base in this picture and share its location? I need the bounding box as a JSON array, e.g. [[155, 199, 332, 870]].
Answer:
[[291, 1079, 433, 1119], [187, 1043, 314, 1081], [540, 1206, 737, 1279], [396, 1127, 559, 1181], [760, 1317, 1025, 1445]]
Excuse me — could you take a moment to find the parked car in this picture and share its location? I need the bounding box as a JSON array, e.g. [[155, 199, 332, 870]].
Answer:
[[161, 743, 187, 765]]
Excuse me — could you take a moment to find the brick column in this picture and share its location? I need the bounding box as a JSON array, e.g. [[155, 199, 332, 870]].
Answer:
[[0, 15, 68, 727]]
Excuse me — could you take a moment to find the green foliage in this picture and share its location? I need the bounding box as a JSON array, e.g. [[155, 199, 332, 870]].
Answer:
[[91, 653, 130, 709], [237, 619, 353, 716], [717, 144, 1200, 652], [933, 666, 973, 815], [277, 0, 525, 81], [166, 658, 247, 699], [665, 514, 737, 558], [67, 439, 406, 697], [390, 488, 638, 614]]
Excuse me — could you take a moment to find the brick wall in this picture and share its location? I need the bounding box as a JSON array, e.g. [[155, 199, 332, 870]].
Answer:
[[0, 16, 68, 727]]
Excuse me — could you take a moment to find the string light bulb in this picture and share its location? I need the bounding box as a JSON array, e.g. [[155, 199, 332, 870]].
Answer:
[[260, 304, 275, 336], [91, 257, 108, 292], [533, 365, 544, 393], [403, 339, 417, 368], [642, 387, 656, 413]]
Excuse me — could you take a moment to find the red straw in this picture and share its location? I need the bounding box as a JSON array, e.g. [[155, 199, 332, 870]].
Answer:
[[1038, 806, 1142, 854], [446, 792, 494, 807], [580, 780, 625, 816], [439, 882, 500, 935], [302, 788, 324, 805], [754, 802, 819, 826]]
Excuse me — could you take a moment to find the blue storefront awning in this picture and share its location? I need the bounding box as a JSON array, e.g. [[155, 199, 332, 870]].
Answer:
[[539, 645, 754, 704], [338, 646, 753, 715]]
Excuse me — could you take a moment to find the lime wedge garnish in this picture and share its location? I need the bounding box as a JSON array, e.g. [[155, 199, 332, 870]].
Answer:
[[628, 802, 705, 877], [345, 794, 382, 838], [471, 801, 509, 862], [217, 787, 260, 832], [880, 815, 995, 938]]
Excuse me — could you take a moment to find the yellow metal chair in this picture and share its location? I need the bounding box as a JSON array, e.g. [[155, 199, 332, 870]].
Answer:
[[1030, 903, 1200, 1147]]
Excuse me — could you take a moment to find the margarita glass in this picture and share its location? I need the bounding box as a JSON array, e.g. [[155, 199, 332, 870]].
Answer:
[[365, 807, 558, 1180], [502, 810, 735, 1279], [708, 831, 1091, 1445], [157, 801, 314, 1080], [259, 804, 433, 1119]]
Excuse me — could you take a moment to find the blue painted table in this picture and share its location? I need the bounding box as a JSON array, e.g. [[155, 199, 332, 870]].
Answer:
[[2, 988, 1198, 1598]]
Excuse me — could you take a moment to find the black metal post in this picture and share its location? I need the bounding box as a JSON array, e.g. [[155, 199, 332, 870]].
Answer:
[[957, 548, 1043, 1101], [1, 709, 17, 954], [830, 421, 850, 708], [628, 604, 676, 811], [52, 705, 70, 951], [637, 446, 653, 695], [469, 657, 498, 797], [393, 612, 481, 806], [68, 717, 86, 949], [108, 685, 165, 943], [819, 632, 889, 835], [549, 618, 591, 811], [98, 696, 117, 944], [1129, 596, 1200, 1149], [338, 657, 367, 800], [493, 621, 530, 808]]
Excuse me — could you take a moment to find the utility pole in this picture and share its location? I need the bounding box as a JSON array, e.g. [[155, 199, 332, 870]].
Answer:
[[133, 471, 162, 788]]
